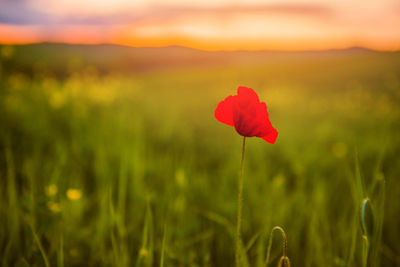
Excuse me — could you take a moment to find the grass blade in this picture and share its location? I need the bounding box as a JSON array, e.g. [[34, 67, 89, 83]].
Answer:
[[160, 224, 167, 267]]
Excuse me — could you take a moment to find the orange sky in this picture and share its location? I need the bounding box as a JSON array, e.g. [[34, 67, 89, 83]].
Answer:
[[1, 0, 400, 51]]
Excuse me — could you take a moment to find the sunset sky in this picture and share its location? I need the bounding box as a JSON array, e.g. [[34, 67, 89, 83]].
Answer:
[[0, 0, 399, 50]]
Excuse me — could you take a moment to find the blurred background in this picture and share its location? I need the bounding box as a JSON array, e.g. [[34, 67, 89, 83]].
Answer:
[[0, 0, 400, 266]]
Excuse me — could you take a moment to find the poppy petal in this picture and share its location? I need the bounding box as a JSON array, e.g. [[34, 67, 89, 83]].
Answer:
[[261, 128, 278, 144], [237, 86, 260, 104], [215, 95, 235, 126], [256, 102, 273, 127]]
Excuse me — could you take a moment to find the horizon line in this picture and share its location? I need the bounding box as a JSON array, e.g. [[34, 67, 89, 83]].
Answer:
[[1, 41, 400, 53]]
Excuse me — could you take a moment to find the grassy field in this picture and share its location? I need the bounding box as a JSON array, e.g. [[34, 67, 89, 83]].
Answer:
[[0, 44, 399, 267]]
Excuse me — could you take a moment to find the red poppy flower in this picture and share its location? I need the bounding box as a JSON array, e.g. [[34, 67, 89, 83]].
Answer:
[[215, 86, 278, 144]]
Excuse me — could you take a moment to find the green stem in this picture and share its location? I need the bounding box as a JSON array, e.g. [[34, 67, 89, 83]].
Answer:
[[265, 226, 288, 267], [236, 136, 246, 267], [31, 223, 50, 267], [160, 224, 167, 267]]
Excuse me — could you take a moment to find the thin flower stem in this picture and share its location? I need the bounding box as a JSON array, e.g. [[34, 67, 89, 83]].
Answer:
[[236, 136, 246, 267], [265, 226, 288, 267]]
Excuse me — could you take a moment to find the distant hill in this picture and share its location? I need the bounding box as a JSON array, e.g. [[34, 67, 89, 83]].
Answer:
[[0, 43, 397, 76]]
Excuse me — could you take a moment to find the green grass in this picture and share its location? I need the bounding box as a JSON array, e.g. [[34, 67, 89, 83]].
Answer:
[[0, 44, 399, 266]]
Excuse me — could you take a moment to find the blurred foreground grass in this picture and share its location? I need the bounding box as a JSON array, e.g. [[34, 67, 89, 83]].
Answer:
[[0, 44, 400, 266]]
